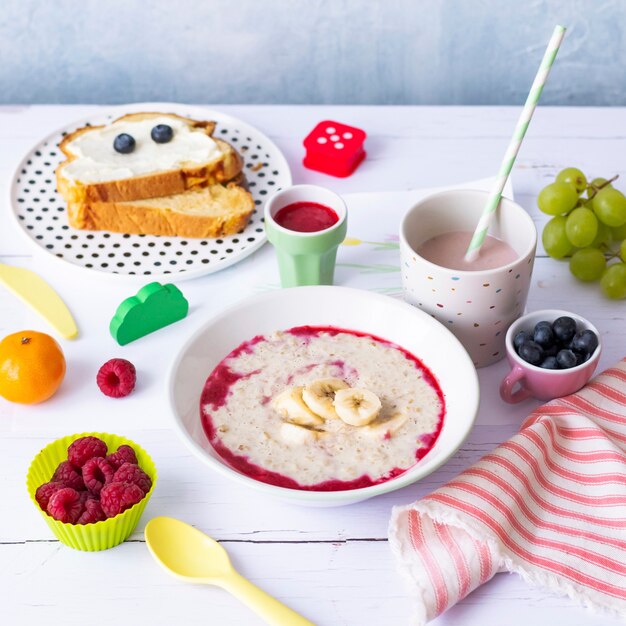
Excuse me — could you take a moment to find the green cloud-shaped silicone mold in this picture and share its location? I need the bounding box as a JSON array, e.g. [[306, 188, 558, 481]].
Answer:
[[110, 282, 189, 346]]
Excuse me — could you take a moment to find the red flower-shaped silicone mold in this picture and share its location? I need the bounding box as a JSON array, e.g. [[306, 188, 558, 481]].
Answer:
[[303, 120, 366, 177]]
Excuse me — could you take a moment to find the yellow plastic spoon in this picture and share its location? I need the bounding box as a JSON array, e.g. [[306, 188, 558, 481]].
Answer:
[[0, 263, 78, 339], [145, 517, 316, 626]]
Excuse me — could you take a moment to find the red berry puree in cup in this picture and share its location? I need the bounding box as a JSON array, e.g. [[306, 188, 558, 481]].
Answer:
[[273, 202, 339, 233], [200, 326, 445, 491]]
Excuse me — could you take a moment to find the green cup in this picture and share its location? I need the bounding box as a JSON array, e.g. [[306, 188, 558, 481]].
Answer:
[[265, 184, 348, 287]]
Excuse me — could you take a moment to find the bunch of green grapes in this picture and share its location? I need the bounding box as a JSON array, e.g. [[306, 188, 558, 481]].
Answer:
[[539, 168, 626, 299]]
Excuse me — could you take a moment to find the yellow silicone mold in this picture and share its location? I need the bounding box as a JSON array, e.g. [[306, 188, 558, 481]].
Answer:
[[26, 432, 157, 551]]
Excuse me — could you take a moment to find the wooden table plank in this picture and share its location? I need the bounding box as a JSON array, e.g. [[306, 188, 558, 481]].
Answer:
[[3, 539, 623, 626]]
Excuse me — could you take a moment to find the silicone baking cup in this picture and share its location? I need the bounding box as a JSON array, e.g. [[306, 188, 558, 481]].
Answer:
[[26, 432, 157, 551]]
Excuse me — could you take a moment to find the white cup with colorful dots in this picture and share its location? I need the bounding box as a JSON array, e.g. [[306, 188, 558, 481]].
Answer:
[[399, 189, 537, 368]]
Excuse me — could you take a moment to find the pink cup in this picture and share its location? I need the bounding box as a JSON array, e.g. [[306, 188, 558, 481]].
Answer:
[[500, 309, 602, 403]]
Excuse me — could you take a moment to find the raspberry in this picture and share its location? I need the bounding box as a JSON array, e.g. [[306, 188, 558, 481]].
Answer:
[[68, 436, 108, 469], [77, 499, 106, 525], [114, 462, 152, 495], [100, 482, 145, 518], [106, 444, 138, 470], [47, 487, 83, 523], [78, 490, 97, 505], [97, 359, 136, 398], [82, 457, 114, 495], [52, 460, 85, 491], [35, 481, 64, 511]]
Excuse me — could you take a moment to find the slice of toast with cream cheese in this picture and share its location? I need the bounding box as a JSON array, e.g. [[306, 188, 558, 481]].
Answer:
[[56, 112, 243, 204]]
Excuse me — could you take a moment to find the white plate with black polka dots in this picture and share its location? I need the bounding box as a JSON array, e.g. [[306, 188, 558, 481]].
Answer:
[[8, 103, 291, 280]]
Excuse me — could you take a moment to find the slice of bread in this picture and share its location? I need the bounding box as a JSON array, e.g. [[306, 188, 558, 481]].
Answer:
[[67, 181, 255, 238], [56, 112, 243, 205]]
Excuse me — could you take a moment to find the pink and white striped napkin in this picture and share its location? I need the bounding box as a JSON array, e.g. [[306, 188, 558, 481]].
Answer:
[[389, 358, 626, 624]]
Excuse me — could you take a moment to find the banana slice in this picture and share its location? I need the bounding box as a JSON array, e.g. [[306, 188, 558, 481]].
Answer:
[[272, 387, 324, 426], [333, 388, 382, 426], [279, 422, 319, 445], [302, 378, 349, 420], [363, 412, 409, 439]]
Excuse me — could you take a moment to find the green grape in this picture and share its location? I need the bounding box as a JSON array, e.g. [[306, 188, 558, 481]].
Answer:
[[569, 248, 607, 282], [594, 187, 626, 227], [600, 263, 626, 299], [586, 177, 612, 199], [537, 182, 579, 216], [542, 216, 573, 259], [556, 167, 587, 193], [621, 239, 626, 262], [612, 222, 626, 240], [591, 222, 612, 249], [565, 207, 598, 247]]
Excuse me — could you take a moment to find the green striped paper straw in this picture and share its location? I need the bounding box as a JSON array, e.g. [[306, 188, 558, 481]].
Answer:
[[465, 25, 566, 263]]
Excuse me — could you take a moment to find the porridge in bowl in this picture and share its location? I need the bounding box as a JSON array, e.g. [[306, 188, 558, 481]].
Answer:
[[200, 326, 445, 491]]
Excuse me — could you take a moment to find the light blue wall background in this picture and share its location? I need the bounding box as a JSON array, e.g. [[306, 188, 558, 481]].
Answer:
[[1, 0, 625, 105]]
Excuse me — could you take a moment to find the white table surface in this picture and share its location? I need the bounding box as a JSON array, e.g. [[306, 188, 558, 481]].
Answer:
[[1, 105, 625, 626]]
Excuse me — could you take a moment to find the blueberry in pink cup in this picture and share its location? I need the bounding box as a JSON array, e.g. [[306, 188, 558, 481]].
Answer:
[[500, 309, 601, 403]]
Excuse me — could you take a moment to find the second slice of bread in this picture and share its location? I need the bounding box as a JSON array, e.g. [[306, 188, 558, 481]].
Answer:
[[67, 182, 255, 238]]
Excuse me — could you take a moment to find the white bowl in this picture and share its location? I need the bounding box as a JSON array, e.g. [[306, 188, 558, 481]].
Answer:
[[168, 286, 479, 506]]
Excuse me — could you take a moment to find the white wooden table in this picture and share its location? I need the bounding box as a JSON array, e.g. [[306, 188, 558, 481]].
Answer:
[[1, 105, 625, 626]]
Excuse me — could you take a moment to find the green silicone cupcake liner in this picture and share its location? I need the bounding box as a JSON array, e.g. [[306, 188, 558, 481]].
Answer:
[[26, 432, 157, 552]]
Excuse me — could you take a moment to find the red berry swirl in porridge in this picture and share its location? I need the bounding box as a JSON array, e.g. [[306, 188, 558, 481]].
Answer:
[[200, 326, 445, 491]]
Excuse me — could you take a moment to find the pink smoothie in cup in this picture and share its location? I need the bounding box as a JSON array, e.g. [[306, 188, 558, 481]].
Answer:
[[417, 231, 518, 271], [399, 189, 538, 368]]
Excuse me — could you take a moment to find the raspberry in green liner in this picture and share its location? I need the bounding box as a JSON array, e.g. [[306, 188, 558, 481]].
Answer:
[[26, 432, 157, 551]]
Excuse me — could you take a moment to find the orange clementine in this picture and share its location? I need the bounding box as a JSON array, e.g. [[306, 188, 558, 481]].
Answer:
[[0, 331, 66, 404]]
